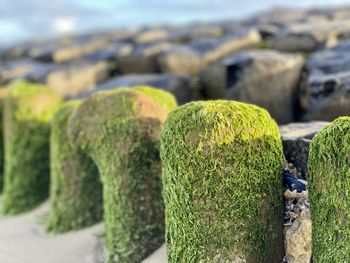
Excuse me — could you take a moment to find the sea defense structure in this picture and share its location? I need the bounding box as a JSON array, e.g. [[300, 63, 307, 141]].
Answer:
[[308, 116, 350, 262], [160, 100, 285, 262], [0, 87, 10, 192], [46, 100, 102, 233], [2, 81, 62, 214], [68, 86, 177, 262]]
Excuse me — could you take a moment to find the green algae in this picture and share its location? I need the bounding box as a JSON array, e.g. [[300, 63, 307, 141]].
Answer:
[[308, 116, 350, 262], [160, 100, 285, 262], [68, 86, 177, 262], [46, 100, 103, 233], [0, 87, 9, 192], [2, 81, 62, 214]]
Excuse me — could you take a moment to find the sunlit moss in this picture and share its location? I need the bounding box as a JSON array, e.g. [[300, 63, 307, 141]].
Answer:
[[308, 116, 350, 262], [46, 100, 102, 233], [161, 100, 285, 262], [2, 81, 62, 214], [68, 86, 177, 262]]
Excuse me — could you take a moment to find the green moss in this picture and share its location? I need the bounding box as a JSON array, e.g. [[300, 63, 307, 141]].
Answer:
[[0, 88, 9, 192], [160, 100, 285, 262], [46, 100, 103, 233], [68, 86, 177, 262], [2, 81, 62, 214], [308, 116, 350, 262]]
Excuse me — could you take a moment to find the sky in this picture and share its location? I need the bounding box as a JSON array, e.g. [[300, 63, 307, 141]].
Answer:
[[1, 0, 350, 47]]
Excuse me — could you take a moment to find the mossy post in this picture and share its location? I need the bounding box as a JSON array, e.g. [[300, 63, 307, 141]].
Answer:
[[308, 117, 350, 262], [68, 86, 177, 262], [2, 81, 62, 214], [160, 101, 285, 262], [46, 100, 102, 233], [0, 88, 10, 192]]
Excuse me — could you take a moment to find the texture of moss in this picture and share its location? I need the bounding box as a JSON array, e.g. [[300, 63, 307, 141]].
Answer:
[[0, 88, 9, 192], [160, 100, 285, 262], [46, 100, 102, 233], [308, 116, 350, 262], [2, 81, 62, 214], [68, 86, 177, 262]]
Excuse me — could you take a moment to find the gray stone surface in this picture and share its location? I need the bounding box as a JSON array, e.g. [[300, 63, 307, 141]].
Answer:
[[200, 49, 304, 123], [46, 61, 111, 97], [77, 73, 192, 104], [270, 19, 350, 52], [279, 121, 329, 178], [303, 41, 350, 121]]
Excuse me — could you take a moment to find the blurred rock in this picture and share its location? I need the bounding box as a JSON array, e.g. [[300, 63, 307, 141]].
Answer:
[[133, 27, 170, 44], [166, 24, 224, 43], [117, 42, 174, 74], [0, 59, 58, 83], [46, 61, 111, 97], [279, 122, 329, 177], [190, 28, 261, 67], [270, 19, 350, 52], [302, 41, 350, 121], [157, 46, 201, 74], [77, 73, 192, 104], [284, 209, 312, 263], [200, 50, 304, 123]]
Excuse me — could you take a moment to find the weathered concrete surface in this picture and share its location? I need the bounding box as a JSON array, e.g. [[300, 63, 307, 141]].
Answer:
[[200, 49, 304, 123], [0, 199, 167, 263], [279, 121, 329, 178], [302, 41, 350, 121]]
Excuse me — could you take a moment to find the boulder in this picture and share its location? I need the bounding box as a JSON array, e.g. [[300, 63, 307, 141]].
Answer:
[[279, 121, 329, 178], [46, 61, 111, 98], [189, 28, 261, 67], [308, 117, 350, 262], [133, 28, 169, 44], [46, 101, 103, 233], [303, 41, 350, 121], [160, 100, 285, 262], [68, 87, 177, 262], [2, 81, 62, 215], [157, 45, 202, 74], [270, 19, 350, 52], [200, 50, 304, 124], [117, 42, 174, 74], [284, 209, 312, 263], [0, 59, 58, 83], [77, 74, 193, 105]]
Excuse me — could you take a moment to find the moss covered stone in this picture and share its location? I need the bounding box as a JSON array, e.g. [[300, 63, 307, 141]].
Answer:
[[308, 116, 350, 262], [2, 81, 62, 214], [160, 100, 285, 262], [0, 88, 10, 192], [46, 100, 102, 233], [68, 86, 177, 262]]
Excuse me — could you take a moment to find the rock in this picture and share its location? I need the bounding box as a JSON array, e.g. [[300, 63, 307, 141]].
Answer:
[[279, 122, 329, 178], [157, 45, 201, 74], [161, 101, 285, 262], [46, 61, 111, 97], [117, 42, 174, 74], [133, 27, 169, 44], [270, 19, 350, 52], [302, 41, 350, 121], [200, 50, 304, 124], [0, 59, 58, 83], [284, 209, 312, 263], [166, 24, 224, 43], [77, 73, 193, 105], [83, 41, 133, 62], [189, 28, 261, 67]]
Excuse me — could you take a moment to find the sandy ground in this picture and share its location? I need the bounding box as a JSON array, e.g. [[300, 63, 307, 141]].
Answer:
[[0, 197, 167, 263]]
